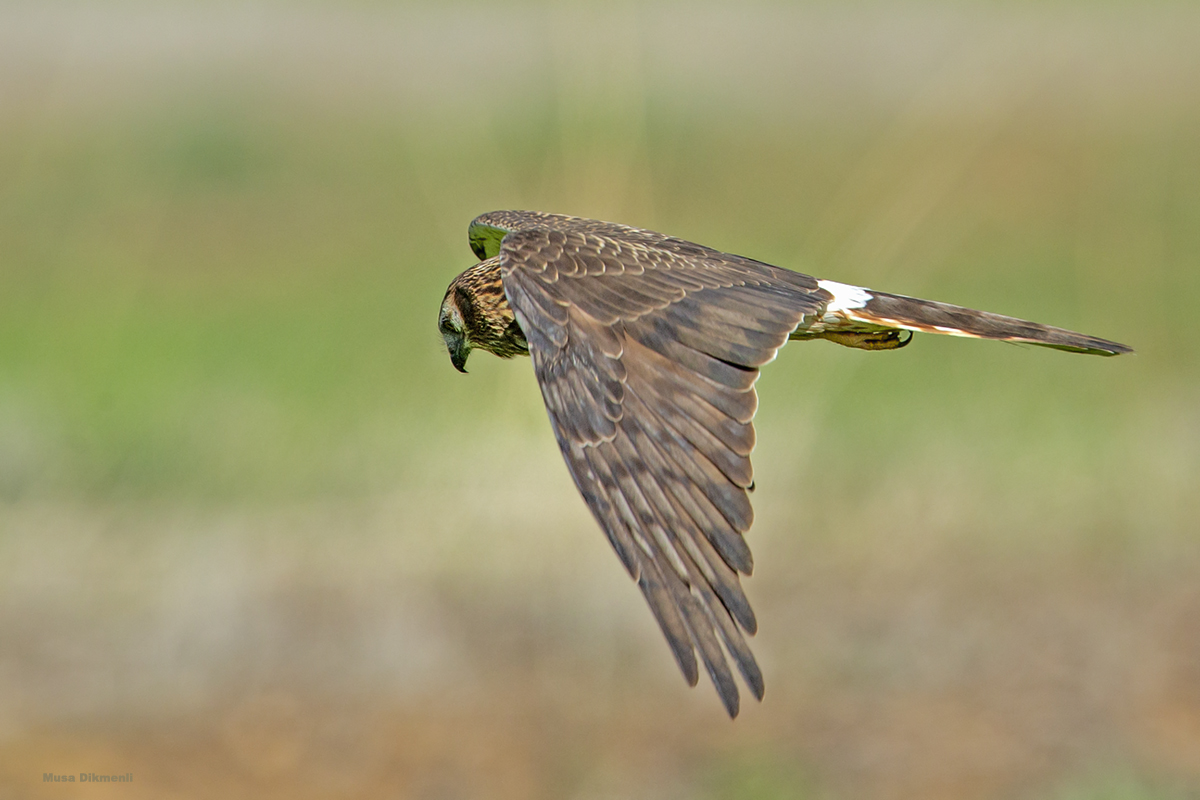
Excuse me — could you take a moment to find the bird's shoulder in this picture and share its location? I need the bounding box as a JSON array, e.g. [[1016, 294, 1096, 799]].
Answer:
[[472, 211, 824, 300], [468, 210, 716, 263]]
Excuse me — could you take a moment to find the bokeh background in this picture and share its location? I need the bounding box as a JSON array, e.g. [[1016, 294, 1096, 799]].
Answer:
[[1, 2, 1198, 798]]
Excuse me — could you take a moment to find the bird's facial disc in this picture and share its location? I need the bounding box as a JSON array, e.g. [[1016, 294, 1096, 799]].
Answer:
[[438, 301, 470, 373]]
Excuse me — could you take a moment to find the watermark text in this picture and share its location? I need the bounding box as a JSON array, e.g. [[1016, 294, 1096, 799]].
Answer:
[[44, 773, 133, 783]]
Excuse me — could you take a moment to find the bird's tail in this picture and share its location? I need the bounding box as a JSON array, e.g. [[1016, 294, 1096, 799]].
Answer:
[[813, 280, 1132, 356]]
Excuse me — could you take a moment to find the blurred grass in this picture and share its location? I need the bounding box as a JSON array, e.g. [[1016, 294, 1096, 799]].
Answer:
[[1, 88, 1193, 506]]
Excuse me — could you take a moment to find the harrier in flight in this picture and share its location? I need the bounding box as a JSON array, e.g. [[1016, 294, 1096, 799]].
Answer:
[[439, 210, 1130, 717]]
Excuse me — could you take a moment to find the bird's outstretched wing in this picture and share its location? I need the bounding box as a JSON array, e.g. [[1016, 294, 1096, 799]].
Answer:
[[483, 211, 830, 716]]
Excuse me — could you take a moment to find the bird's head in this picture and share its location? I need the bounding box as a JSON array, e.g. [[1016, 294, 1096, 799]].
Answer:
[[439, 256, 528, 374]]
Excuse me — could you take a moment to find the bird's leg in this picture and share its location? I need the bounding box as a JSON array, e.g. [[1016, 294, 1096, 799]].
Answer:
[[818, 329, 913, 351]]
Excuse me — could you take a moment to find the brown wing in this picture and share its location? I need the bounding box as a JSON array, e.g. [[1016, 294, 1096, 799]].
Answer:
[[471, 210, 675, 261], [495, 214, 829, 716]]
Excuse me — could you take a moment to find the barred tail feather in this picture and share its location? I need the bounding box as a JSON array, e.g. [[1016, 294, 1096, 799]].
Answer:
[[814, 280, 1133, 357], [855, 291, 1132, 356]]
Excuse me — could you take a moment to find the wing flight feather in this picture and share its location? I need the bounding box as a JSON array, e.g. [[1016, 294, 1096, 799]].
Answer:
[[492, 212, 827, 716]]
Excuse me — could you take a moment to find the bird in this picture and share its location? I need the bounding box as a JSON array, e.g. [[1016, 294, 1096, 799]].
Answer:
[[438, 210, 1131, 717]]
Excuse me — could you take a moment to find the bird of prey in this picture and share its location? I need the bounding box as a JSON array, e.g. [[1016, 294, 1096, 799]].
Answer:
[[438, 210, 1131, 717]]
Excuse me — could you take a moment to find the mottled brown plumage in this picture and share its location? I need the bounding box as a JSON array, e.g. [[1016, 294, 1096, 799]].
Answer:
[[438, 210, 1131, 717], [440, 258, 527, 371]]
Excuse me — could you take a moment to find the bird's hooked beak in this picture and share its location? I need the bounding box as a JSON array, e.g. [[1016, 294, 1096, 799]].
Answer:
[[447, 334, 470, 373]]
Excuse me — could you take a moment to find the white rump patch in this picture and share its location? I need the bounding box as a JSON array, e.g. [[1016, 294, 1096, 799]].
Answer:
[[817, 280, 872, 313]]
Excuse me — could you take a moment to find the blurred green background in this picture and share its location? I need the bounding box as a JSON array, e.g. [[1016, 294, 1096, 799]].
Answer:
[[1, 2, 1198, 798]]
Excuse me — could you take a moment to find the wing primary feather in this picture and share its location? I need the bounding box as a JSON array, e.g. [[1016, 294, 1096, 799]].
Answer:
[[562, 446, 641, 577], [622, 360, 754, 486], [622, 332, 758, 436], [623, 389, 756, 574], [693, 580, 765, 701], [632, 367, 756, 459], [631, 388, 755, 522], [598, 442, 693, 582], [589, 412, 758, 712], [636, 557, 700, 687], [667, 576, 741, 717], [616, 418, 758, 633]]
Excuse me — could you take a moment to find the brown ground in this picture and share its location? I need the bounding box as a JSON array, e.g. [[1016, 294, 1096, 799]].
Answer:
[[3, 522, 1198, 800]]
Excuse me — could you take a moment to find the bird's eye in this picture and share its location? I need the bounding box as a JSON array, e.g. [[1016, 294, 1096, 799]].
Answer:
[[439, 317, 456, 334]]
